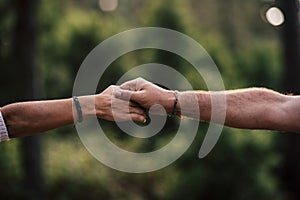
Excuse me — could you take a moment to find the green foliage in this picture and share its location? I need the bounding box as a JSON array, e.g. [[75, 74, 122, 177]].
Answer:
[[0, 0, 285, 199], [236, 41, 283, 89], [167, 128, 282, 200]]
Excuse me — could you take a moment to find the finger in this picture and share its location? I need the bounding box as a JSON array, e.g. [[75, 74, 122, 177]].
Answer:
[[135, 77, 147, 88], [111, 98, 145, 116], [120, 79, 138, 90], [114, 88, 137, 101], [120, 77, 147, 91], [130, 113, 147, 123], [128, 100, 141, 107], [129, 106, 146, 116], [128, 101, 147, 111], [112, 99, 146, 115], [114, 112, 146, 123]]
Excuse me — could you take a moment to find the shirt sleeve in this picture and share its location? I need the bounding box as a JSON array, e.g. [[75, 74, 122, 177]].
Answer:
[[0, 111, 9, 142]]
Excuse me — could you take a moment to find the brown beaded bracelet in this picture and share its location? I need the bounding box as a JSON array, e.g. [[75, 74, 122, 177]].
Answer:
[[171, 90, 179, 117]]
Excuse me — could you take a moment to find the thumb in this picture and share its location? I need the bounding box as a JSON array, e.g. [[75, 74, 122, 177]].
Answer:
[[114, 88, 139, 102]]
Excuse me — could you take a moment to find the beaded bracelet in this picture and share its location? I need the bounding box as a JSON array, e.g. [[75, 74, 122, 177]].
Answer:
[[171, 90, 179, 117]]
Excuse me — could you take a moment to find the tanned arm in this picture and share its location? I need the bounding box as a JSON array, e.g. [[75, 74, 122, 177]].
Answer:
[[1, 86, 146, 138], [116, 78, 300, 133], [177, 88, 300, 132]]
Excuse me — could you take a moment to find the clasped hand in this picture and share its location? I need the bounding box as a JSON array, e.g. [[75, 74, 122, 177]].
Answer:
[[98, 78, 175, 123]]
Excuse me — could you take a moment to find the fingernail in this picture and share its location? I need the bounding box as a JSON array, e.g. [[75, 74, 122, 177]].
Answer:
[[143, 118, 146, 123]]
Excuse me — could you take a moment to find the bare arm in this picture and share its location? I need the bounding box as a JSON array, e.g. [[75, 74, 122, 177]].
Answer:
[[116, 78, 300, 133], [1, 86, 146, 138], [177, 88, 300, 132], [1, 98, 74, 138]]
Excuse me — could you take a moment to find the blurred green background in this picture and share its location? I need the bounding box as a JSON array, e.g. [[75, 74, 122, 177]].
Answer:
[[1, 0, 300, 199]]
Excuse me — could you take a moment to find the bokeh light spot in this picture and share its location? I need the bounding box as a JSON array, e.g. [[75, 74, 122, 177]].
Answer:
[[266, 7, 285, 26], [99, 0, 118, 12]]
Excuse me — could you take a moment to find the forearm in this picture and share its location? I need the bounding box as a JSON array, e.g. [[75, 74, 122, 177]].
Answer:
[[1, 96, 96, 138], [176, 88, 293, 131], [220, 88, 286, 130], [117, 78, 299, 132]]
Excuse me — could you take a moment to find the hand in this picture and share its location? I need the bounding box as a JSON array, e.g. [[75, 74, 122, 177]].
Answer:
[[114, 78, 176, 115], [95, 85, 146, 122]]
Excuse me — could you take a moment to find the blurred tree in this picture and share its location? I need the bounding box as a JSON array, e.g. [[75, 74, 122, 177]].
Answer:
[[12, 0, 45, 199]]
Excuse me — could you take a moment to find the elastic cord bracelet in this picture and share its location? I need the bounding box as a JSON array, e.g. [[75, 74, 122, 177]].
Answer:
[[73, 96, 83, 123], [171, 90, 179, 117]]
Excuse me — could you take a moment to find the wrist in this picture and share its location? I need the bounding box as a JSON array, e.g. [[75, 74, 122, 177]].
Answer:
[[73, 95, 96, 122], [162, 90, 179, 114]]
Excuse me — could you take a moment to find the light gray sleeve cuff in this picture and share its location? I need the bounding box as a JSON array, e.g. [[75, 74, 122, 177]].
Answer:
[[0, 111, 9, 142]]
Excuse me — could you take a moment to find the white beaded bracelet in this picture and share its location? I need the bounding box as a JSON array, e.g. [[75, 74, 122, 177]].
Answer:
[[0, 111, 9, 142]]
